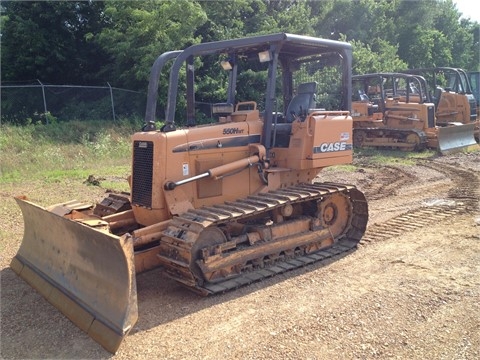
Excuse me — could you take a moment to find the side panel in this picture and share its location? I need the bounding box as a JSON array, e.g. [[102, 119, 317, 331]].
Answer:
[[309, 114, 353, 164], [384, 99, 430, 130], [437, 92, 471, 124], [170, 119, 265, 208], [131, 119, 265, 224], [272, 113, 353, 169]]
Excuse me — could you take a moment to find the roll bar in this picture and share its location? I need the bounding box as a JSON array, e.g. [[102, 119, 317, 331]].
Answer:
[[145, 33, 352, 150]]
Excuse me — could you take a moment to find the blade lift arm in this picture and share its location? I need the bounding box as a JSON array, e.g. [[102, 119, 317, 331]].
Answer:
[[164, 145, 268, 190]]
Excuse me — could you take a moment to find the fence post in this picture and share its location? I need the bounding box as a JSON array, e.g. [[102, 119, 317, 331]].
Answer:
[[107, 82, 116, 122], [37, 79, 49, 124]]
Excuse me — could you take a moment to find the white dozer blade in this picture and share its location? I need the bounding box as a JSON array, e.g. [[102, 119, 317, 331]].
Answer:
[[437, 123, 480, 155]]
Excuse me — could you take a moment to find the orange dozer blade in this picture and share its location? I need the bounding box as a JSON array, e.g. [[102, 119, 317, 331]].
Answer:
[[10, 197, 138, 353], [437, 123, 480, 155]]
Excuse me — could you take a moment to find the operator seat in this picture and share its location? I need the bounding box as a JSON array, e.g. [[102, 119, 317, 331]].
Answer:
[[358, 89, 370, 102], [285, 82, 317, 122], [272, 82, 317, 148]]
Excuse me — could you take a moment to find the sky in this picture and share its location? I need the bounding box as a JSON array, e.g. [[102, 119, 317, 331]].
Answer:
[[452, 0, 480, 23]]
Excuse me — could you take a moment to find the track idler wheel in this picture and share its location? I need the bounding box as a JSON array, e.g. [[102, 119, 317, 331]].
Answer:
[[190, 227, 227, 284], [316, 192, 352, 238], [401, 132, 422, 152]]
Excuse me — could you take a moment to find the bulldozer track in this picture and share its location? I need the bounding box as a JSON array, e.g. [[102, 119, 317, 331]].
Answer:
[[360, 160, 479, 245], [156, 183, 368, 295], [353, 128, 428, 151], [156, 160, 479, 295]]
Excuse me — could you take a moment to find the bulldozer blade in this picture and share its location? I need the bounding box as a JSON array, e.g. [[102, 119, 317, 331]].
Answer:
[[10, 197, 138, 353], [437, 123, 480, 155]]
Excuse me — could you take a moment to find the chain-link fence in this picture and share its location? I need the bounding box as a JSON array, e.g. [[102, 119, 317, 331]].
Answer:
[[0, 80, 146, 125]]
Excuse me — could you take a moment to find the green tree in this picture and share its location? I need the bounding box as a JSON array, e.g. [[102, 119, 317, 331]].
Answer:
[[2, 0, 479, 124], [311, 0, 396, 43], [467, 21, 480, 71], [395, 0, 477, 70], [95, 0, 207, 90], [405, 27, 452, 68], [346, 37, 407, 75], [264, 0, 314, 35], [1, 1, 109, 84]]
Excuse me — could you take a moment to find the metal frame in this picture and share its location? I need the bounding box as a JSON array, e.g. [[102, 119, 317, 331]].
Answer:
[[144, 32, 352, 150]]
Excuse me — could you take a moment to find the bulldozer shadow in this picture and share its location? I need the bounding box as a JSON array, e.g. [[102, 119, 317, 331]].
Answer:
[[0, 266, 117, 359], [2, 248, 356, 357], [132, 247, 357, 332]]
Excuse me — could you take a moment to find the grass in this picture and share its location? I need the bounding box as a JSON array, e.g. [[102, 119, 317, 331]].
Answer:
[[353, 147, 437, 166], [324, 164, 358, 172], [324, 148, 437, 174], [1, 119, 442, 190], [0, 119, 141, 191]]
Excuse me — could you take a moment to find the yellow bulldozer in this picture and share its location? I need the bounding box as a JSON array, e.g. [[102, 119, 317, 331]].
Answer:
[[11, 33, 368, 353], [351, 72, 479, 154], [403, 67, 479, 141]]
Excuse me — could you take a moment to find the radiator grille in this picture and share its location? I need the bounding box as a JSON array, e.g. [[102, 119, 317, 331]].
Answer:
[[427, 105, 435, 128], [132, 140, 153, 208]]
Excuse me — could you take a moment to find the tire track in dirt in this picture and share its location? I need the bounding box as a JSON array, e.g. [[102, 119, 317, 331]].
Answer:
[[421, 161, 480, 209], [357, 165, 418, 201], [360, 160, 479, 245]]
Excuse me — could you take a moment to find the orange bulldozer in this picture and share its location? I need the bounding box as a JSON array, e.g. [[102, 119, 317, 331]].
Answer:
[[11, 33, 368, 353]]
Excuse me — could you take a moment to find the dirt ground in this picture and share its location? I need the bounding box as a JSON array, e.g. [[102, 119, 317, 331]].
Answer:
[[1, 151, 479, 360]]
